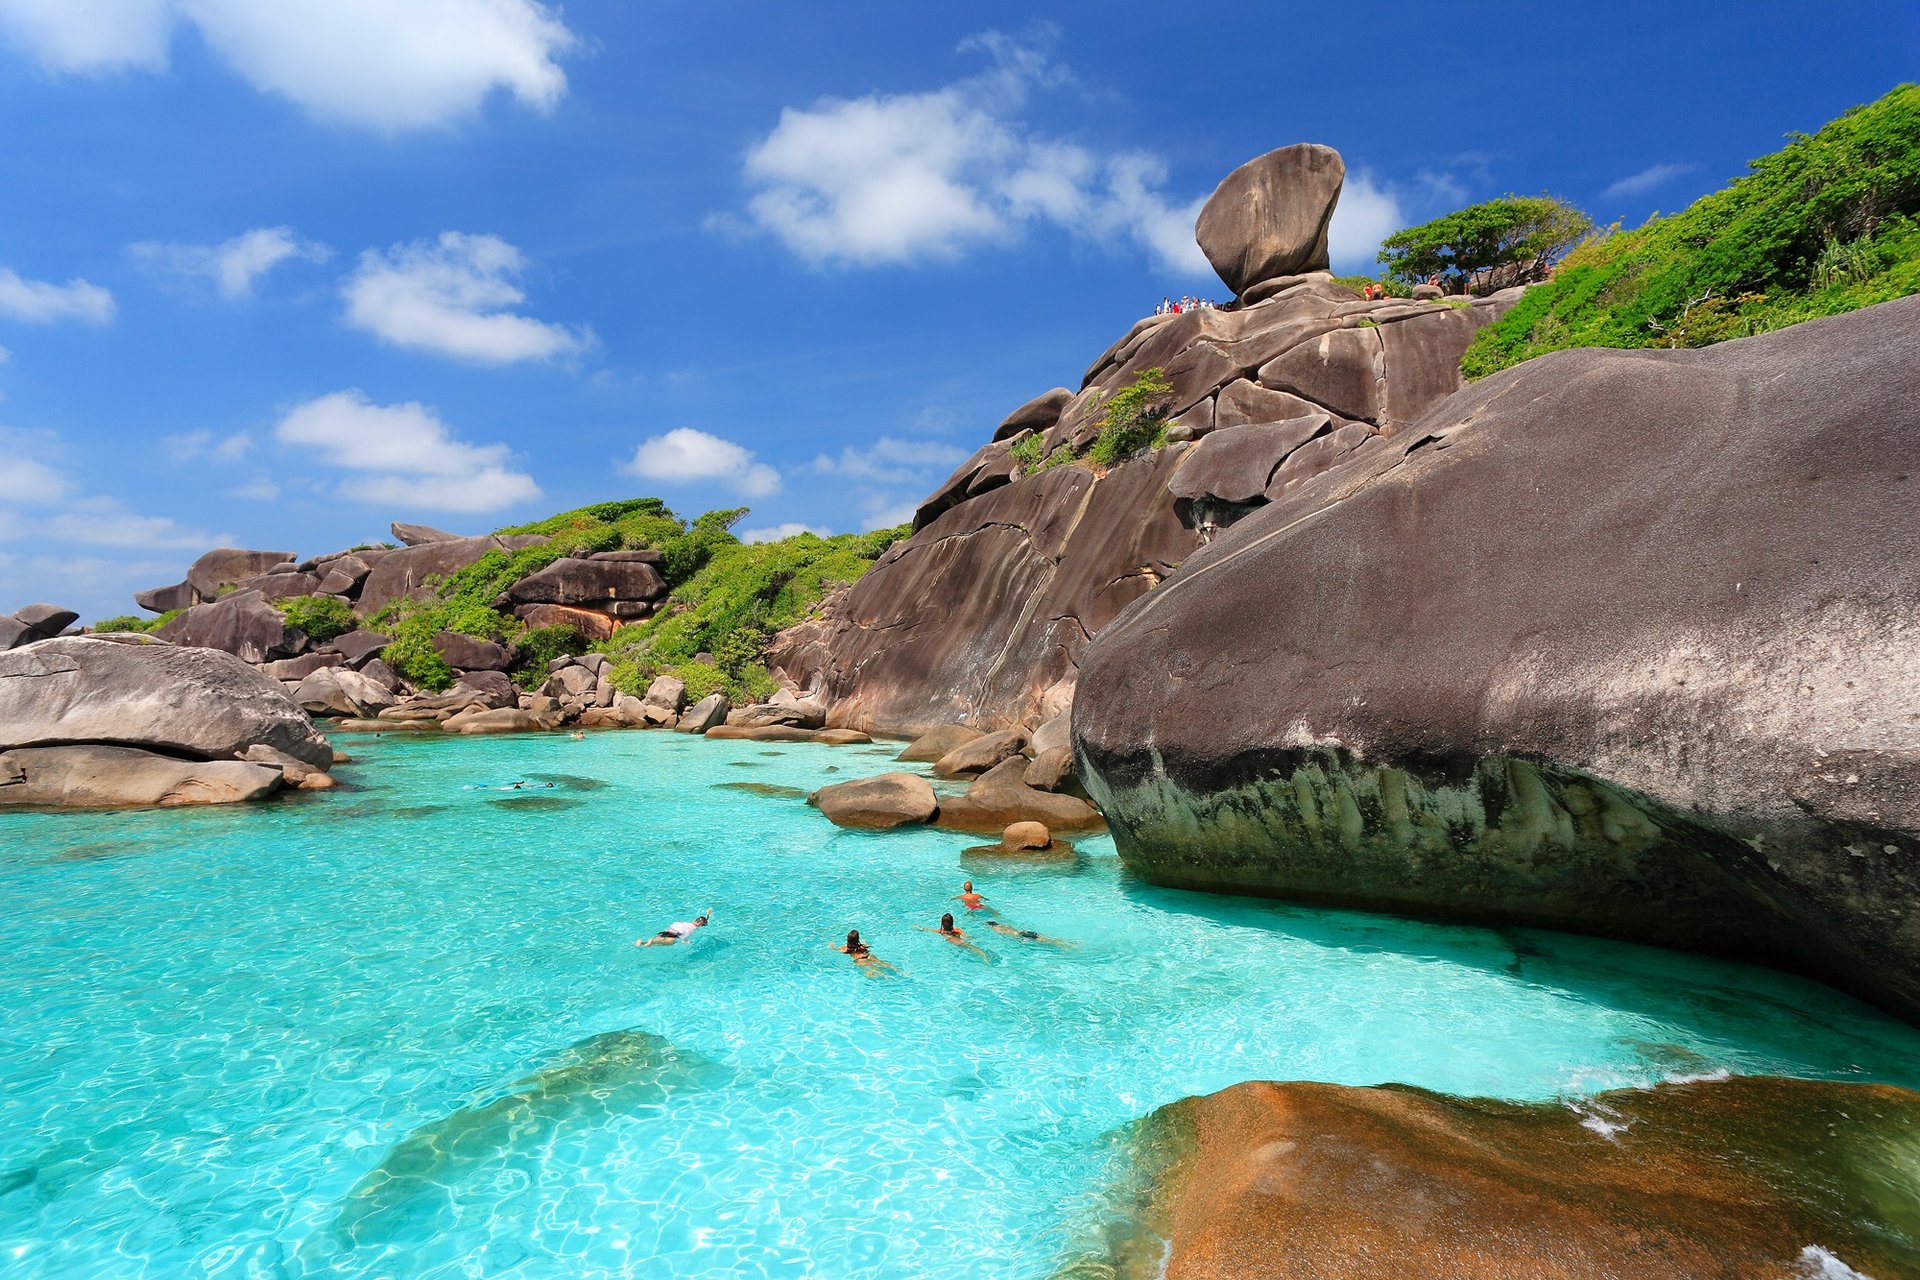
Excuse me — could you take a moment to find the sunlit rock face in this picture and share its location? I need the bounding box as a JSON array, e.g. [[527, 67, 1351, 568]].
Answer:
[[1082, 1075, 1920, 1280], [1073, 296, 1920, 1022]]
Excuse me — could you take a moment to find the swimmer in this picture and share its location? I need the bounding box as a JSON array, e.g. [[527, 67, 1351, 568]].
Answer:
[[953, 880, 994, 913], [833, 929, 901, 976], [987, 921, 1073, 948], [569, 730, 585, 740], [916, 912, 989, 959], [636, 910, 712, 947]]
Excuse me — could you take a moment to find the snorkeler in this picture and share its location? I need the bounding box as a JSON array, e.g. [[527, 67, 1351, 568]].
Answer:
[[833, 929, 901, 976], [987, 921, 1073, 948], [916, 912, 989, 959], [636, 910, 712, 947], [953, 880, 994, 913]]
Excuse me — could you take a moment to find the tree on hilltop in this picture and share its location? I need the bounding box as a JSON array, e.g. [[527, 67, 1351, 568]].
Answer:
[[1378, 196, 1594, 294]]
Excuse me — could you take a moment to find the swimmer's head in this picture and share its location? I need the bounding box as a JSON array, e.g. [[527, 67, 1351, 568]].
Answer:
[[941, 913, 955, 931], [962, 881, 973, 892], [846, 929, 862, 949]]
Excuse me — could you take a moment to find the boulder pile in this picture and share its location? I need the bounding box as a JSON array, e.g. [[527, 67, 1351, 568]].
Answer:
[[0, 602, 79, 651]]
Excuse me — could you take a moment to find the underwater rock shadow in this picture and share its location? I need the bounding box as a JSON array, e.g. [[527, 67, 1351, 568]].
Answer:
[[297, 1027, 728, 1266]]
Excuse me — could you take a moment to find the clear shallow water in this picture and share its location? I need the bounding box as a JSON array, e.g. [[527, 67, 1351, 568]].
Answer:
[[3, 731, 1919, 1279]]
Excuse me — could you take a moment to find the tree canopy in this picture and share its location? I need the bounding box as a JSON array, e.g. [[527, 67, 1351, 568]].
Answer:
[[1377, 196, 1594, 293]]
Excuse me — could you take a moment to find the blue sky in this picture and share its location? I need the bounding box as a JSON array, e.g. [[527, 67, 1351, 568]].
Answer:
[[0, 1, 1914, 620]]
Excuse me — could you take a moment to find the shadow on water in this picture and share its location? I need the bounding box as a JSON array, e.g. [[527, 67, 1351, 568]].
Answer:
[[484, 796, 580, 812], [524, 773, 607, 791], [1118, 878, 1920, 1084], [713, 781, 808, 800], [298, 1028, 727, 1268], [725, 760, 760, 769]]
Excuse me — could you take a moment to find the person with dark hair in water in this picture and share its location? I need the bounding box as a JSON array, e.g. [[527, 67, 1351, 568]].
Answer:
[[917, 912, 989, 959], [987, 920, 1073, 948], [833, 929, 900, 976]]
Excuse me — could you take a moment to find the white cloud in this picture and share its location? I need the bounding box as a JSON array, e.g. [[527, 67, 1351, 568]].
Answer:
[[0, 265, 115, 325], [274, 389, 540, 512], [162, 428, 252, 464], [735, 31, 1210, 275], [0, 0, 576, 132], [812, 435, 968, 486], [624, 427, 782, 498], [343, 232, 587, 364], [0, 0, 172, 72], [740, 522, 831, 544], [131, 226, 329, 300], [1327, 170, 1406, 271], [862, 499, 918, 531], [1602, 162, 1697, 202], [229, 476, 280, 501], [0, 429, 74, 503]]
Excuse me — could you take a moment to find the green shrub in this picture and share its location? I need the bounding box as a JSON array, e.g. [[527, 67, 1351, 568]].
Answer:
[[672, 660, 731, 702], [381, 618, 455, 692], [274, 594, 357, 642], [1463, 85, 1920, 378], [91, 609, 182, 634], [1008, 433, 1044, 475], [513, 624, 588, 689], [1087, 367, 1174, 467]]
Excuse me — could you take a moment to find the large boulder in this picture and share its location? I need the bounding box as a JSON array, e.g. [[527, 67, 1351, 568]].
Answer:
[[134, 580, 195, 614], [505, 556, 666, 607], [356, 535, 542, 616], [0, 635, 331, 770], [991, 387, 1074, 442], [897, 725, 982, 763], [391, 521, 462, 546], [184, 548, 297, 601], [1074, 296, 1920, 1022], [643, 674, 688, 715], [1105, 1076, 1920, 1280], [294, 668, 397, 719], [1167, 417, 1330, 506], [431, 631, 511, 672], [676, 693, 731, 734], [0, 745, 284, 808], [1194, 143, 1344, 296], [809, 772, 939, 830], [3, 603, 78, 649], [934, 757, 1104, 834], [933, 729, 1027, 778], [157, 592, 307, 664], [512, 603, 617, 642]]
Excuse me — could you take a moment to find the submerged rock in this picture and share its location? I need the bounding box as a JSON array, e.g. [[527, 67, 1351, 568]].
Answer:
[[1075, 296, 1920, 1022], [1088, 1075, 1920, 1279]]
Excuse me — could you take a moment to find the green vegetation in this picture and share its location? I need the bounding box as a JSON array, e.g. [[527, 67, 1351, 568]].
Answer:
[[1332, 273, 1410, 298], [1008, 432, 1044, 473], [1086, 367, 1174, 467], [1378, 195, 1594, 294], [1463, 85, 1920, 378], [90, 609, 182, 634], [362, 496, 905, 702], [275, 594, 356, 642], [597, 521, 906, 704]]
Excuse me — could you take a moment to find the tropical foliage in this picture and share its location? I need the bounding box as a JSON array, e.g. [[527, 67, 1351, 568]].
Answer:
[[1462, 84, 1920, 378], [1377, 196, 1594, 294]]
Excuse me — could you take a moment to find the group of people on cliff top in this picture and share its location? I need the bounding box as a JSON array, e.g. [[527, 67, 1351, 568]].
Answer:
[[1156, 295, 1218, 315], [635, 879, 1069, 975]]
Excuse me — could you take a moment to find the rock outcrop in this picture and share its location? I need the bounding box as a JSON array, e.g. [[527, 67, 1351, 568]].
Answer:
[[0, 634, 332, 806], [1095, 1075, 1920, 1280], [0, 603, 79, 651], [772, 276, 1512, 735], [809, 772, 939, 830], [1073, 296, 1920, 1021]]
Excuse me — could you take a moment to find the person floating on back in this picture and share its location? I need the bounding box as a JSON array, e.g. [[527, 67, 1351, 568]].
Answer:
[[987, 920, 1073, 948], [834, 929, 901, 976], [917, 912, 989, 960], [637, 910, 712, 947], [954, 880, 993, 913]]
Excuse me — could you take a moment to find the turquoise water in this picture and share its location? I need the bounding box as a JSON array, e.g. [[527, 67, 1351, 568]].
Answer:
[[4, 731, 1920, 1279]]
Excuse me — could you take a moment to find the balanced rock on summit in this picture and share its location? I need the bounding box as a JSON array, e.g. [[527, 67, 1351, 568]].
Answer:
[[1194, 143, 1344, 295]]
